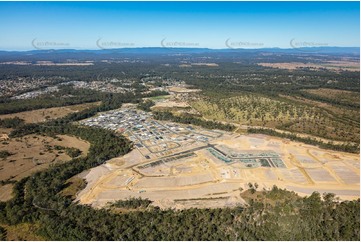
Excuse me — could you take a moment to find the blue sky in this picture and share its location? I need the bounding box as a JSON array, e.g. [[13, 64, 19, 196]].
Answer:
[[0, 1, 359, 50]]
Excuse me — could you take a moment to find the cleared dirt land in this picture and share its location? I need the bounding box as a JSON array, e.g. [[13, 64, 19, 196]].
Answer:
[[168, 86, 201, 93], [0, 132, 90, 201], [77, 130, 359, 209], [258, 61, 360, 72], [0, 101, 100, 123]]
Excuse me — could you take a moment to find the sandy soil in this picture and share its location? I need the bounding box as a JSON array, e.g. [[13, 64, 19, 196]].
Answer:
[[77, 130, 359, 209], [191, 63, 219, 67], [168, 86, 201, 93], [152, 100, 190, 109]]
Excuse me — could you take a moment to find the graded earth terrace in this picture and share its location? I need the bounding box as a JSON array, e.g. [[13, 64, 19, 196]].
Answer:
[[77, 105, 360, 209]]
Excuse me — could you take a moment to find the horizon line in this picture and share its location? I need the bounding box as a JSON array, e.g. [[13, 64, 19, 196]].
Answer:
[[0, 46, 360, 52]]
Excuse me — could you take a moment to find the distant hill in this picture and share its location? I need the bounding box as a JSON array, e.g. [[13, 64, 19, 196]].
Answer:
[[0, 47, 359, 62], [0, 46, 359, 54]]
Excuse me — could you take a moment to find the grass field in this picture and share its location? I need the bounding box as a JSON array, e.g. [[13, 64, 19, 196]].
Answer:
[[0, 133, 90, 201], [0, 101, 101, 123], [0, 134, 89, 180]]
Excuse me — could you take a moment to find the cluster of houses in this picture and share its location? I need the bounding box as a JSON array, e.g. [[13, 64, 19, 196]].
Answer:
[[79, 108, 214, 156], [6, 77, 138, 100], [0, 76, 65, 97], [11, 86, 59, 99], [60, 80, 134, 93]]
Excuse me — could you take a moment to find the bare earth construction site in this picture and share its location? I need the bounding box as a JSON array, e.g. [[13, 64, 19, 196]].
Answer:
[[77, 105, 360, 209]]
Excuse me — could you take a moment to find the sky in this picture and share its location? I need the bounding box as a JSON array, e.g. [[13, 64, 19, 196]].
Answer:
[[0, 1, 359, 50]]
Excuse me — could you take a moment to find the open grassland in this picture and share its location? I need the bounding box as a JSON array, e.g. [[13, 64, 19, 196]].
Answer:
[[0, 134, 90, 180], [0, 101, 100, 123], [190, 92, 359, 143], [0, 133, 90, 201]]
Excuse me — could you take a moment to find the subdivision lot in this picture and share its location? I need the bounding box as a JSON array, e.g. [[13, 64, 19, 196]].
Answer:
[[79, 106, 222, 160], [305, 168, 337, 183], [327, 162, 360, 184], [134, 173, 215, 188], [77, 118, 359, 209]]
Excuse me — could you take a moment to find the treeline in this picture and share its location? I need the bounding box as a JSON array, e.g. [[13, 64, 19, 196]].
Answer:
[[142, 90, 169, 97], [0, 117, 24, 128], [0, 85, 169, 116], [53, 146, 82, 158], [110, 197, 152, 209], [0, 87, 101, 115], [1, 175, 360, 240], [33, 192, 360, 240], [298, 90, 359, 109], [248, 128, 359, 153], [137, 100, 155, 112], [0, 226, 6, 240], [153, 111, 235, 132], [0, 150, 12, 159], [0, 179, 16, 186]]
